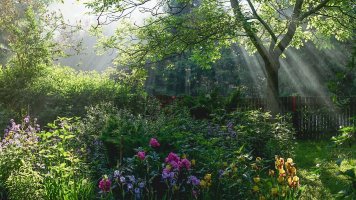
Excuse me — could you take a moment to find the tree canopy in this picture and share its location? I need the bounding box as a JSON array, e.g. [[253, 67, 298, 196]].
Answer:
[[86, 0, 355, 113]]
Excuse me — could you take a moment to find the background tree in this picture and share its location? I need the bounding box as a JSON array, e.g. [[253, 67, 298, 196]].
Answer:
[[87, 0, 355, 114]]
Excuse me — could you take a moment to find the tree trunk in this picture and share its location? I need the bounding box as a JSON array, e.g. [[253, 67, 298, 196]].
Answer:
[[265, 61, 280, 115]]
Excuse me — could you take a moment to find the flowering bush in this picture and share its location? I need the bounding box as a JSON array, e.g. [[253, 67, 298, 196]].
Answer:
[[98, 138, 206, 199], [0, 117, 95, 200], [249, 156, 303, 200]]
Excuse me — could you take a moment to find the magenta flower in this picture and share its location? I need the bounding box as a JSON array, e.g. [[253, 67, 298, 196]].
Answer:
[[180, 158, 191, 170], [165, 152, 180, 163], [165, 152, 181, 170], [99, 176, 111, 192], [149, 138, 160, 148], [137, 151, 146, 160]]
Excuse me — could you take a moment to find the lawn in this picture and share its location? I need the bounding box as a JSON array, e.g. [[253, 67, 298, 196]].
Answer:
[[295, 140, 356, 199]]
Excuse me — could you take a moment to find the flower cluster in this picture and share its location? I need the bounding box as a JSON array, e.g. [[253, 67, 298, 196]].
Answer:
[[187, 175, 200, 186], [137, 151, 145, 160], [0, 118, 39, 151], [164, 152, 191, 171], [113, 170, 146, 199], [275, 156, 299, 188], [99, 175, 111, 193], [101, 137, 204, 199], [199, 174, 212, 188], [149, 138, 160, 148]]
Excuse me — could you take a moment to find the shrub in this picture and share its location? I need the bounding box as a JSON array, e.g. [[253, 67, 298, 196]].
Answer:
[[6, 162, 44, 200], [209, 110, 295, 158], [0, 116, 93, 200]]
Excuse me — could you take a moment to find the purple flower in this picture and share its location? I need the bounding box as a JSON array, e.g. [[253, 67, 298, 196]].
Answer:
[[24, 116, 30, 124], [137, 151, 145, 160], [120, 176, 126, 183], [114, 170, 121, 178], [139, 182, 145, 188], [149, 138, 160, 148], [127, 183, 133, 191], [135, 188, 141, 199], [162, 168, 175, 180], [187, 176, 200, 186], [128, 175, 136, 183], [99, 176, 111, 192]]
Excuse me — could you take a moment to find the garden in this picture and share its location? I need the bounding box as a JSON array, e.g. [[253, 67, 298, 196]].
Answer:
[[0, 0, 355, 200]]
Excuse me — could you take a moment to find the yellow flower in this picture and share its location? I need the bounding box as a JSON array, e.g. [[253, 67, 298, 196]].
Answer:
[[286, 158, 293, 163], [253, 176, 260, 183], [253, 185, 259, 192], [279, 168, 286, 175], [293, 176, 299, 183], [256, 157, 262, 162], [287, 176, 293, 186], [290, 166, 297, 176], [271, 187, 278, 196], [200, 180, 207, 188], [277, 176, 284, 183], [204, 174, 212, 181], [191, 159, 196, 166]]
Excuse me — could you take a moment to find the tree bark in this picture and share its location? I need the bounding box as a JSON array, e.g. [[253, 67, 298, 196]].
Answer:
[[265, 60, 280, 115]]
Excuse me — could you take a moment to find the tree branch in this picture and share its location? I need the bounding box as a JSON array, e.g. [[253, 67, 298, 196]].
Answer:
[[299, 0, 331, 20], [230, 0, 270, 64], [274, 0, 304, 58], [246, 0, 277, 43]]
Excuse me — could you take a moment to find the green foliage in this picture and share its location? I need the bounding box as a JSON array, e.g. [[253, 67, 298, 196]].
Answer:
[[331, 122, 355, 147], [211, 110, 295, 159], [334, 158, 356, 200], [5, 162, 44, 200], [87, 0, 354, 68], [328, 44, 356, 107], [43, 177, 95, 200], [0, 65, 147, 126], [0, 117, 93, 200], [100, 110, 149, 165]]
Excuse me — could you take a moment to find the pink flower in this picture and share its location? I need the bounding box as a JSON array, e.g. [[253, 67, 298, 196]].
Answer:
[[99, 176, 111, 192], [149, 138, 160, 148], [137, 151, 146, 160], [165, 152, 181, 170], [180, 158, 191, 170], [165, 152, 180, 163]]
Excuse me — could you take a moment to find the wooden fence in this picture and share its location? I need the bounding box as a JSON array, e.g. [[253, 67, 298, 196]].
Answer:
[[155, 95, 355, 139], [236, 96, 356, 139]]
